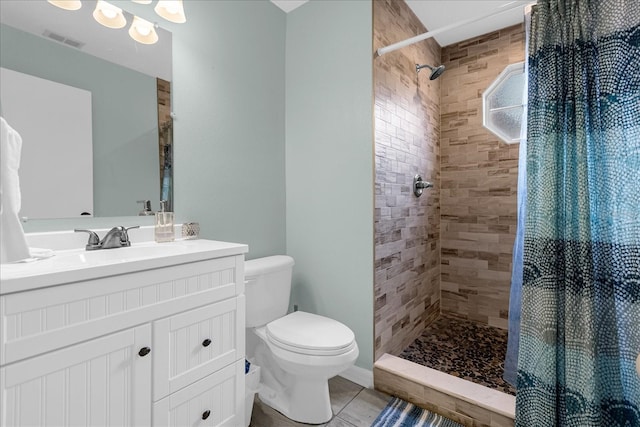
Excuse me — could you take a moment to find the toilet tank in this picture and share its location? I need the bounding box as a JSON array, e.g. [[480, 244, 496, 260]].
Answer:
[[245, 255, 295, 328]]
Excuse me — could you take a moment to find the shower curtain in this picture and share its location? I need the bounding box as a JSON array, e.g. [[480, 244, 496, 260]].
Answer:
[[504, 6, 531, 387], [515, 0, 640, 426]]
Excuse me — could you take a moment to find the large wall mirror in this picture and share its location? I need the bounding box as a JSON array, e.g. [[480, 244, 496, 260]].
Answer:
[[0, 0, 172, 220]]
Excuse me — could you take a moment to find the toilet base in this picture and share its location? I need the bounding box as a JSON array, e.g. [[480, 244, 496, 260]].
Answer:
[[247, 330, 357, 424], [247, 323, 358, 425], [254, 341, 334, 424], [259, 378, 332, 424]]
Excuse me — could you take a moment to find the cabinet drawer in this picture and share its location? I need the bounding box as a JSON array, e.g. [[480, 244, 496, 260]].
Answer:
[[153, 359, 244, 427], [1, 255, 244, 365], [153, 296, 245, 400]]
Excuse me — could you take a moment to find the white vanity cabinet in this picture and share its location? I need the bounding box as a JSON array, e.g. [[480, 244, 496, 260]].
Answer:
[[1, 325, 153, 426], [0, 240, 247, 427], [153, 360, 244, 427]]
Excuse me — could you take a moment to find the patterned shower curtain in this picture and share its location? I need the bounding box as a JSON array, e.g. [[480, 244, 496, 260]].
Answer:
[[516, 0, 640, 426]]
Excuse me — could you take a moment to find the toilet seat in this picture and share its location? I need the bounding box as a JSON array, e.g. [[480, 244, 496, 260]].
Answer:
[[266, 311, 356, 356]]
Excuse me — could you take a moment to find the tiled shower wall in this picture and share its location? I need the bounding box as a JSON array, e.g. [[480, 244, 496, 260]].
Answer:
[[373, 0, 441, 360], [439, 24, 525, 329]]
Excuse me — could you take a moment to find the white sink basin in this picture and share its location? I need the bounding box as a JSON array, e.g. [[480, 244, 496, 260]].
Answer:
[[51, 241, 191, 266], [1, 239, 248, 294]]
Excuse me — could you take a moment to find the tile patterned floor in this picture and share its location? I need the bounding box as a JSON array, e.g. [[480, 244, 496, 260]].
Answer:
[[399, 315, 516, 395], [249, 376, 391, 427]]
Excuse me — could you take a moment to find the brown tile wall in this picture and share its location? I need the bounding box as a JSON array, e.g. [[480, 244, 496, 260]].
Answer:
[[373, 0, 441, 360], [439, 24, 525, 329]]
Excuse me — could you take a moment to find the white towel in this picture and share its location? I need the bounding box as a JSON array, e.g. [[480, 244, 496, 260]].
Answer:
[[1, 116, 30, 263]]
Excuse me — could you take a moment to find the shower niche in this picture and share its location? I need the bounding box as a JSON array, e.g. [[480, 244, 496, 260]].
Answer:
[[483, 62, 526, 144]]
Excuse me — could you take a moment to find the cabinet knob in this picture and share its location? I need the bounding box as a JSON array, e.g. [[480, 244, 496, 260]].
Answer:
[[202, 339, 212, 347], [202, 410, 211, 420], [138, 347, 151, 357]]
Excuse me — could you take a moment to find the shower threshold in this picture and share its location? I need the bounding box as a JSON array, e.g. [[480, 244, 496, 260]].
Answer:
[[374, 354, 515, 426]]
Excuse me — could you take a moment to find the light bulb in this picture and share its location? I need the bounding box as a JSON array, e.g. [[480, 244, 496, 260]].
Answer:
[[154, 0, 186, 23], [129, 16, 158, 44], [93, 0, 127, 29], [102, 8, 117, 19], [136, 26, 151, 36], [47, 0, 82, 10]]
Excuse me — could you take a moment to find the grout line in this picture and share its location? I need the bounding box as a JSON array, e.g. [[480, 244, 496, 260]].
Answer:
[[334, 387, 389, 427], [334, 386, 365, 417], [334, 415, 359, 427]]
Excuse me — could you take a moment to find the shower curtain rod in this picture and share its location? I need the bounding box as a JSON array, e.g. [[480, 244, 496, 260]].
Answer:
[[376, 1, 531, 57]]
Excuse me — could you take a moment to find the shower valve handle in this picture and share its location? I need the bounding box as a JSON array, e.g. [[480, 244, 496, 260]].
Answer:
[[413, 174, 433, 197]]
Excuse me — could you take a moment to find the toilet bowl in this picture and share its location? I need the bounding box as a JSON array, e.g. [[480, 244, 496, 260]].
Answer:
[[245, 256, 359, 424]]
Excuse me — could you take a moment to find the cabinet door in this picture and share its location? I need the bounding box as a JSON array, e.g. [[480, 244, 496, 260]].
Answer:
[[153, 359, 244, 427], [0, 325, 152, 427], [153, 296, 245, 400]]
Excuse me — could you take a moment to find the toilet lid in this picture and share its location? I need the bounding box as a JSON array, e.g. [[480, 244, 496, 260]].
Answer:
[[266, 311, 355, 355]]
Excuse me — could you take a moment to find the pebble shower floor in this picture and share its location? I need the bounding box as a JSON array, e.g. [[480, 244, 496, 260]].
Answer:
[[399, 314, 516, 395]]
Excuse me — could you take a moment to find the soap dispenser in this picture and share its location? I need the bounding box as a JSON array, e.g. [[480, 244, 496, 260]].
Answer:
[[155, 200, 175, 243], [137, 200, 154, 216]]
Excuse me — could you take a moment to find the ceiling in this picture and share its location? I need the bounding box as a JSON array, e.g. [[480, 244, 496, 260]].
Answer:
[[270, 0, 531, 47], [2, 0, 529, 78], [405, 1, 531, 47], [271, 0, 310, 13]]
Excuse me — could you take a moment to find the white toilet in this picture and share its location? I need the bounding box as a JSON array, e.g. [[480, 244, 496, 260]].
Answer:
[[244, 255, 359, 424]]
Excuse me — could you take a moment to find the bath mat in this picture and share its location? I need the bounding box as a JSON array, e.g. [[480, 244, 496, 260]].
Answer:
[[371, 397, 463, 427]]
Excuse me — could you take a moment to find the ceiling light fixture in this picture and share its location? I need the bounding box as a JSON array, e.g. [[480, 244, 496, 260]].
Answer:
[[47, 1, 82, 11], [93, 0, 127, 29], [131, 0, 153, 4], [154, 0, 186, 23], [128, 16, 158, 44]]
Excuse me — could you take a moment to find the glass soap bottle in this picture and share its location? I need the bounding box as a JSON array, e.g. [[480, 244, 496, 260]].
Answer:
[[155, 200, 175, 243]]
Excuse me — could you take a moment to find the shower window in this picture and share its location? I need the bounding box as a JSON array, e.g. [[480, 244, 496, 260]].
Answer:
[[483, 62, 526, 144]]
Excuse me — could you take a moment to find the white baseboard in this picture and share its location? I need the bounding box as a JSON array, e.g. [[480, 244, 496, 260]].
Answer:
[[339, 365, 373, 388]]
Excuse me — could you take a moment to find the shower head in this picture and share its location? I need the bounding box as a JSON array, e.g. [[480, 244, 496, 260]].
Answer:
[[416, 63, 446, 80]]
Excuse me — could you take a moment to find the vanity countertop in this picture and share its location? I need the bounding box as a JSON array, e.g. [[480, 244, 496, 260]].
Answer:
[[0, 239, 248, 295]]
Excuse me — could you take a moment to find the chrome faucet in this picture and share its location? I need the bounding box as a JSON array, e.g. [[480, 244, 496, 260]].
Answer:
[[100, 226, 139, 249], [75, 226, 140, 250]]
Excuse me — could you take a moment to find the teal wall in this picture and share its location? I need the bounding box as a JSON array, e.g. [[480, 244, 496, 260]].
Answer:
[[0, 23, 159, 217], [9, 0, 374, 370], [133, 0, 288, 258], [285, 1, 374, 369]]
